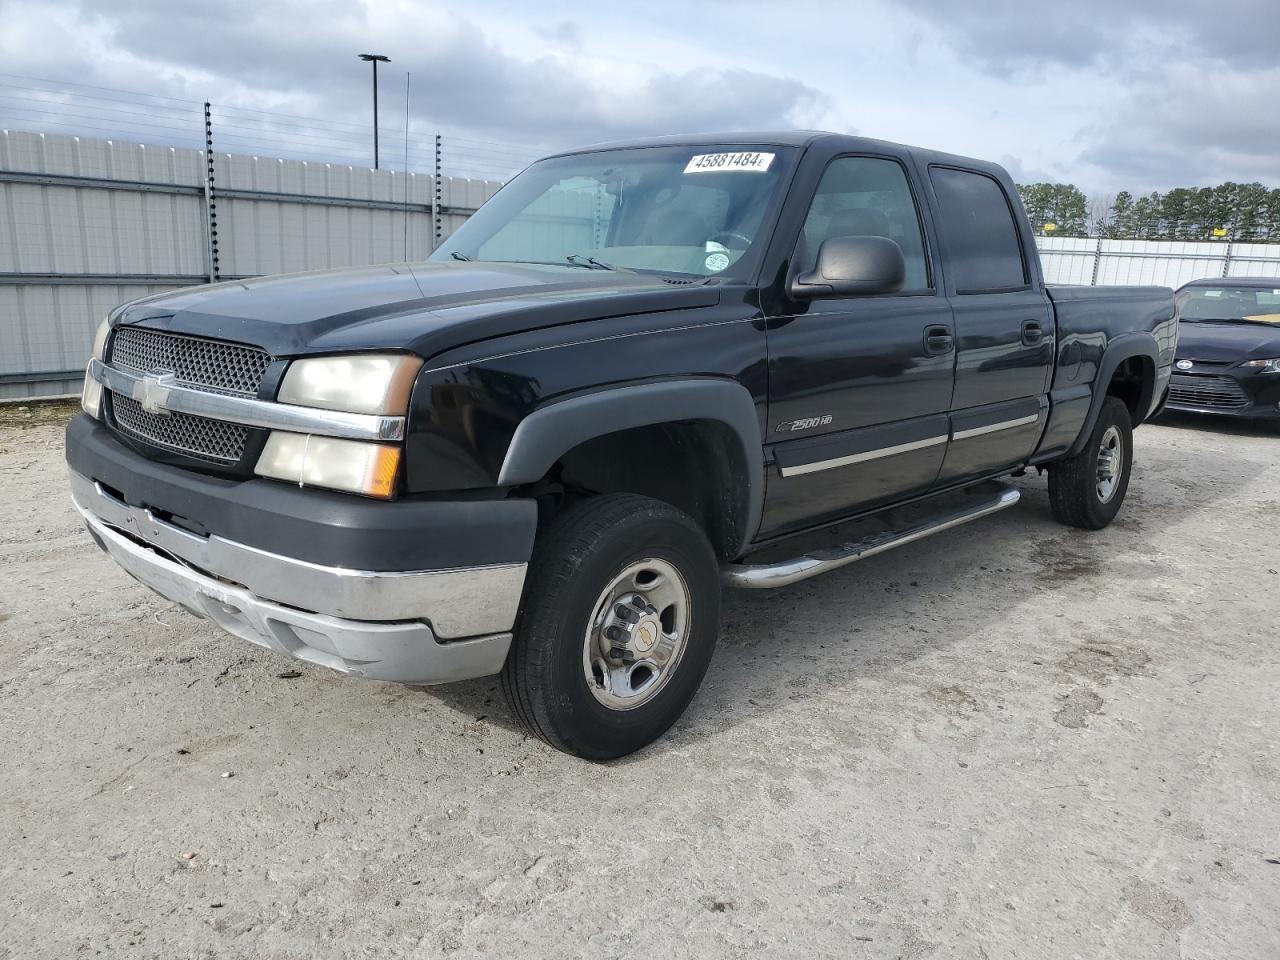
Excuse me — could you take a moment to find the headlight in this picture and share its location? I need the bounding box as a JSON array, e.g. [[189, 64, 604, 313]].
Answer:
[[91, 317, 111, 360], [81, 317, 111, 419], [1241, 358, 1280, 373], [81, 373, 103, 419], [255, 432, 401, 499], [278, 353, 423, 415]]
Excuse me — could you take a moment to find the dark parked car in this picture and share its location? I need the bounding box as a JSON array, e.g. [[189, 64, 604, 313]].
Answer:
[[67, 132, 1176, 759], [1167, 277, 1280, 429]]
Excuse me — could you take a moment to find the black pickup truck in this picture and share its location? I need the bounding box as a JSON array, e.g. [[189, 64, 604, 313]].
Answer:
[[67, 132, 1176, 759]]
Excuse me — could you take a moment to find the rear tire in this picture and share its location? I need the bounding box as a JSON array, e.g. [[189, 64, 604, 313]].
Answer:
[[501, 494, 721, 761], [1048, 396, 1133, 530]]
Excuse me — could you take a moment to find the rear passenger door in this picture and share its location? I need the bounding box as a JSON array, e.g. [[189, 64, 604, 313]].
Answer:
[[760, 155, 955, 538], [924, 166, 1054, 484]]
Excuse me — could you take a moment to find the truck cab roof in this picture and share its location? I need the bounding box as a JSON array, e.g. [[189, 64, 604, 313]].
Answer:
[[546, 130, 1009, 180]]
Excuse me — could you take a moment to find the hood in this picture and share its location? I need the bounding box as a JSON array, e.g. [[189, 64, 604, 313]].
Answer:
[[112, 261, 721, 359], [1176, 319, 1280, 363]]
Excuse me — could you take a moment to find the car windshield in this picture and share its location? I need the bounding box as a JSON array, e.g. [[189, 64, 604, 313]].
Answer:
[[430, 144, 797, 280], [1176, 285, 1280, 325]]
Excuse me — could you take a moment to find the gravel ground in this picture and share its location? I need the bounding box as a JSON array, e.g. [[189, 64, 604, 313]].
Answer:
[[2, 409, 1278, 959]]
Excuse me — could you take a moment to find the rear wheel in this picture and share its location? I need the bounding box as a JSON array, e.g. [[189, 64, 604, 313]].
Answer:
[[1048, 396, 1133, 529], [501, 494, 720, 761]]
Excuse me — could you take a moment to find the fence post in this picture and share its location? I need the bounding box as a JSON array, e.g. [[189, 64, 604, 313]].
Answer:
[[202, 102, 220, 282], [432, 134, 443, 250], [1090, 235, 1103, 286], [1222, 241, 1233, 278], [402, 72, 411, 262]]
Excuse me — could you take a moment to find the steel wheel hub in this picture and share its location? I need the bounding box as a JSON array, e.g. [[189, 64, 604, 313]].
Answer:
[[582, 558, 690, 710], [1095, 425, 1123, 504]]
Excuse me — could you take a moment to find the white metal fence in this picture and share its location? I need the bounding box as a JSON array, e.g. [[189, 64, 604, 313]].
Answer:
[[5, 129, 1280, 400], [1036, 236, 1280, 287], [0, 130, 503, 399]]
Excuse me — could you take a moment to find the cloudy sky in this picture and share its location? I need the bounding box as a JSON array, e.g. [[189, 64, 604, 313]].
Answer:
[[1, 0, 1277, 194]]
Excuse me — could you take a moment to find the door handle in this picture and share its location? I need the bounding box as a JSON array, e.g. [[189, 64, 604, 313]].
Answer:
[[924, 325, 954, 355], [1022, 320, 1045, 346]]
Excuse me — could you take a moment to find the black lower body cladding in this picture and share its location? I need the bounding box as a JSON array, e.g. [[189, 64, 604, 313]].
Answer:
[[65, 415, 537, 572]]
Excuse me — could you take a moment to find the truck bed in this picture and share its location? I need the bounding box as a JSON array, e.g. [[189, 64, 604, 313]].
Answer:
[[1046, 283, 1177, 349]]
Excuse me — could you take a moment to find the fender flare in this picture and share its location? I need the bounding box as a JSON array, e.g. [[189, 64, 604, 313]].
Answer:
[[1068, 333, 1161, 457], [497, 378, 764, 555]]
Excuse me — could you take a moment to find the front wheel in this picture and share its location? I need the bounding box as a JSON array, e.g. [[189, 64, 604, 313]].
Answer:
[[1048, 395, 1133, 529], [501, 494, 721, 761]]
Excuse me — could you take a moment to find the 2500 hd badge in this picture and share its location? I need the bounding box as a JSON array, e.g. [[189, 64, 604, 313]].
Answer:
[[776, 415, 835, 433]]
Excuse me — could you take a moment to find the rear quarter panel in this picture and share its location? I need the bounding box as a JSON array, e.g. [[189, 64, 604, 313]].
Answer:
[[1036, 284, 1177, 460]]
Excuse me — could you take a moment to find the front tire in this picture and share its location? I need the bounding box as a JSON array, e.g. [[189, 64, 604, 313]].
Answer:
[[1048, 395, 1133, 529], [501, 494, 721, 761]]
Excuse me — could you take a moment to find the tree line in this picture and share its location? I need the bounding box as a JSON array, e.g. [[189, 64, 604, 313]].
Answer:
[[1015, 182, 1280, 242]]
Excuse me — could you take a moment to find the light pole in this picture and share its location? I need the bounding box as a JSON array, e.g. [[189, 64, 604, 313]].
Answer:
[[358, 53, 390, 169]]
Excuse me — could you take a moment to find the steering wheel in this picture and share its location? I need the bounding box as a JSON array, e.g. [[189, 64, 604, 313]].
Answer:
[[708, 230, 752, 250]]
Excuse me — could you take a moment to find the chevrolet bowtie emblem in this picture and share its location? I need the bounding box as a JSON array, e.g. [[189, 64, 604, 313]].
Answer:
[[134, 371, 177, 416]]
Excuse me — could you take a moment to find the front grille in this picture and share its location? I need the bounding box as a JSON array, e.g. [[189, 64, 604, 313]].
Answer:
[[105, 327, 273, 464], [110, 327, 271, 396], [1179, 358, 1232, 367], [111, 393, 249, 463], [1167, 373, 1250, 410]]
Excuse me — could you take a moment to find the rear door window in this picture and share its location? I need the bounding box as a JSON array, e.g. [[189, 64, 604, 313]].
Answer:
[[929, 167, 1027, 294]]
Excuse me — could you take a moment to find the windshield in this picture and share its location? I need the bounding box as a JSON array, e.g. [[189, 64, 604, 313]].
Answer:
[[431, 144, 797, 280], [1176, 285, 1280, 324]]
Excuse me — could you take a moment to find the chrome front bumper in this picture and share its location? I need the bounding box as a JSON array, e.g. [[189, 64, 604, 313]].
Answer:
[[70, 471, 525, 684]]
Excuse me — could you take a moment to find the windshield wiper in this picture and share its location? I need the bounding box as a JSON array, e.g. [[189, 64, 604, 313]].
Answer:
[[450, 251, 474, 262], [565, 253, 615, 271]]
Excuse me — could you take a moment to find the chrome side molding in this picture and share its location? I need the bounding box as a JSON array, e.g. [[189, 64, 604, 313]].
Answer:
[[722, 483, 1020, 589], [778, 434, 948, 477], [952, 413, 1041, 441], [88, 357, 405, 442], [779, 410, 1046, 479]]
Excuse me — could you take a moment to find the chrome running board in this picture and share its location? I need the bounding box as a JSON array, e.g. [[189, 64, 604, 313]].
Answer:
[[722, 483, 1020, 589]]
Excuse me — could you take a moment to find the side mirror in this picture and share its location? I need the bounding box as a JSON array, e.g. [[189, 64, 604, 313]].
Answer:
[[790, 235, 906, 299]]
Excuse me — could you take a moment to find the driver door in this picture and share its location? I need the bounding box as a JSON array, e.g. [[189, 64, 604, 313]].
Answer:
[[759, 154, 956, 538]]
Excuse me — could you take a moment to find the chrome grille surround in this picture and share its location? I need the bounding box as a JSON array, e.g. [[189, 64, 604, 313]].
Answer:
[[1167, 373, 1250, 410], [105, 327, 273, 463], [88, 358, 407, 443]]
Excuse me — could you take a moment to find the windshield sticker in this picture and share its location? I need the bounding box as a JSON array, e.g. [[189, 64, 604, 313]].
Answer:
[[705, 252, 731, 272], [685, 152, 775, 174], [1204, 290, 1222, 297]]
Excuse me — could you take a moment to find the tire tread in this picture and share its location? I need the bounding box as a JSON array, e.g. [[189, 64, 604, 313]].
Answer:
[[1048, 396, 1132, 530], [500, 494, 714, 758]]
